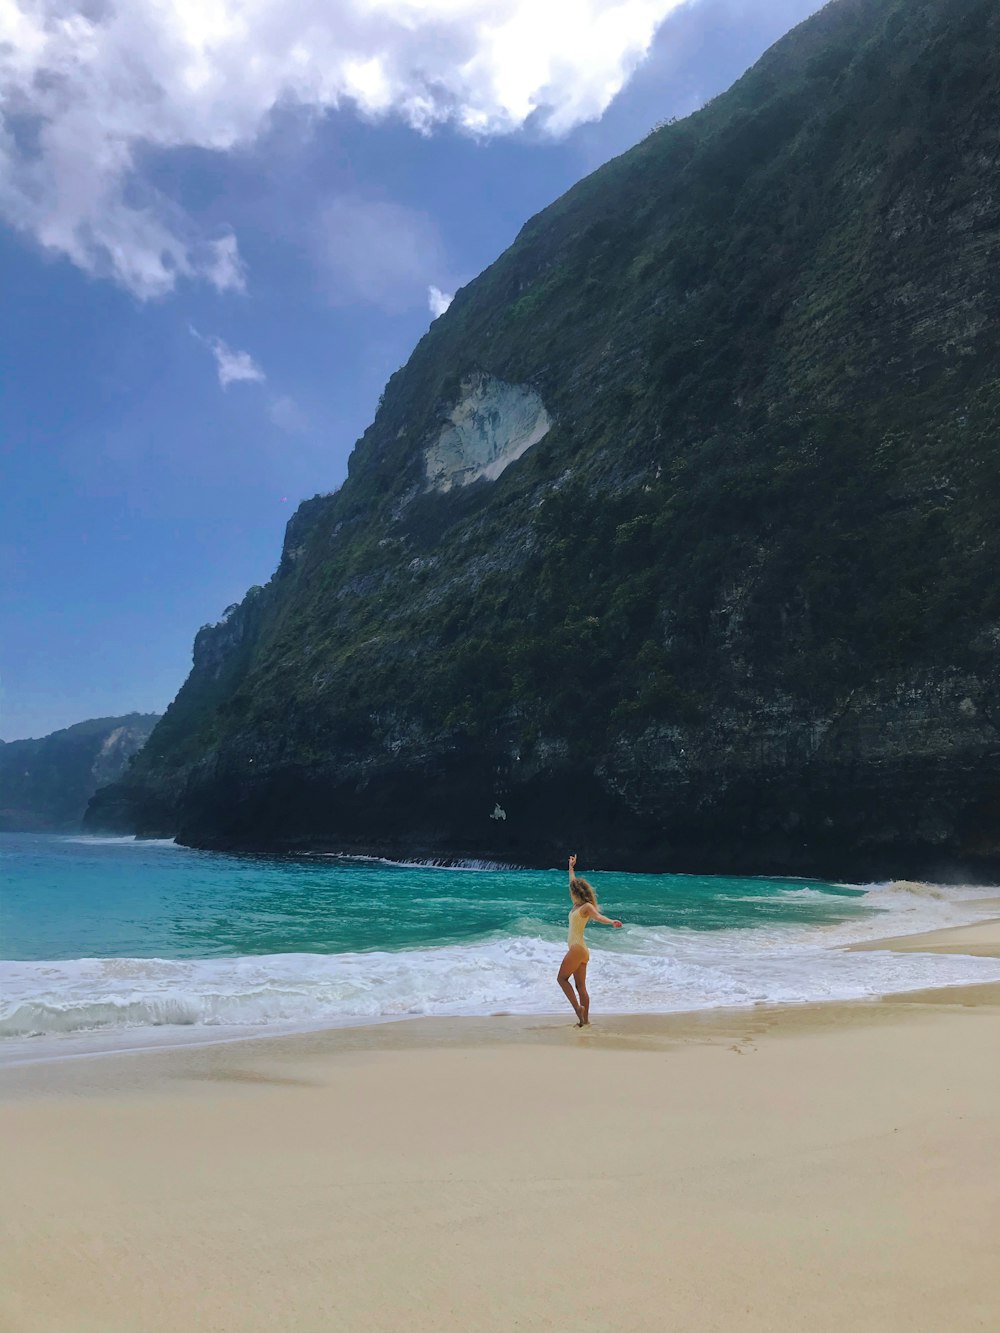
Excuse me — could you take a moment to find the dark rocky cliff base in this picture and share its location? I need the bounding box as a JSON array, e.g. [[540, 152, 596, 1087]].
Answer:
[[89, 706, 1000, 883], [166, 762, 999, 883]]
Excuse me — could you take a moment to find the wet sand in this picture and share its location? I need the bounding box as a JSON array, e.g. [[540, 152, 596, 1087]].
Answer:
[[850, 915, 1000, 957]]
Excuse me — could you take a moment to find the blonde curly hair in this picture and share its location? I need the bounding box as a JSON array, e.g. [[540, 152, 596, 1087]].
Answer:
[[570, 877, 597, 907]]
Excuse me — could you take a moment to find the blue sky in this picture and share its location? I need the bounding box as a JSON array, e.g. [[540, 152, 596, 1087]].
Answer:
[[1, 0, 822, 740]]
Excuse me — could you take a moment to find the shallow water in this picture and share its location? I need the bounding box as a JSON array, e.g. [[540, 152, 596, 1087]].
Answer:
[[3, 833, 999, 1049]]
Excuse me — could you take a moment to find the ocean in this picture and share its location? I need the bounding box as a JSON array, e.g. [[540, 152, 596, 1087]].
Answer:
[[3, 832, 1000, 1062]]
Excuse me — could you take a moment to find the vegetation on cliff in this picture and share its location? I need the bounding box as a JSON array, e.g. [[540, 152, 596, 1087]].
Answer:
[[1, 714, 160, 831], [89, 0, 1000, 874]]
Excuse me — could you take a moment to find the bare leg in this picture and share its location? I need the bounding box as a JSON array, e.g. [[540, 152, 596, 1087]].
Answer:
[[557, 947, 587, 1024], [573, 959, 590, 1026], [558, 974, 583, 1023]]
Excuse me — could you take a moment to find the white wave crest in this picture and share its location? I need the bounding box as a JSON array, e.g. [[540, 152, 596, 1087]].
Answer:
[[323, 854, 523, 872], [882, 879, 950, 899], [58, 836, 180, 847], [5, 877, 999, 1054], [5, 924, 1000, 1045]]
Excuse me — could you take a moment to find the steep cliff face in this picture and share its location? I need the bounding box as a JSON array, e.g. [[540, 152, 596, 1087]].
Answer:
[[88, 0, 1000, 878], [1, 714, 160, 831]]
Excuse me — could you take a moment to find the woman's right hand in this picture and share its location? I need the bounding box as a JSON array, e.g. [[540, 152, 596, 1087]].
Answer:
[[568, 854, 577, 868]]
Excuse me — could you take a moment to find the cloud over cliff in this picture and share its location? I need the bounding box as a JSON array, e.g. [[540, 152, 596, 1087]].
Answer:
[[190, 327, 266, 388], [0, 0, 685, 298]]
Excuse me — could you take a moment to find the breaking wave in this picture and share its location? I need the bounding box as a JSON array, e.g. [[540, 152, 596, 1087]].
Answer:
[[5, 898, 1000, 1044], [4, 865, 999, 1055]]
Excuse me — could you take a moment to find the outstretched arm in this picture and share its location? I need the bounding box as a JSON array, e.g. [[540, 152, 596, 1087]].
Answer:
[[588, 906, 623, 928], [568, 853, 577, 887]]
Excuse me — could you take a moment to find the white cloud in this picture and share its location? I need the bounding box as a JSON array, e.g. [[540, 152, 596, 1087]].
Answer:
[[428, 285, 454, 318], [268, 394, 308, 433], [203, 234, 247, 294], [0, 0, 686, 298], [212, 343, 265, 388], [190, 326, 265, 388]]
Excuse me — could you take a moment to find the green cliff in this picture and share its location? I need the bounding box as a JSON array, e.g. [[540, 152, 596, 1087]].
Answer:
[[88, 0, 1000, 877], [1, 714, 160, 832]]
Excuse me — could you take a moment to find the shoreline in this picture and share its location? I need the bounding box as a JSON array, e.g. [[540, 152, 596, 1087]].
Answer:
[[4, 976, 1000, 1094], [5, 913, 1000, 1072], [850, 915, 1000, 956]]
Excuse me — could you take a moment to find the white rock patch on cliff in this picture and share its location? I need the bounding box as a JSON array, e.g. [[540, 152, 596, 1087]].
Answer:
[[424, 374, 550, 492]]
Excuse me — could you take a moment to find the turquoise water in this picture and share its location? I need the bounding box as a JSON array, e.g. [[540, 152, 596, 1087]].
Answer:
[[3, 833, 1000, 1045], [1, 832, 864, 961]]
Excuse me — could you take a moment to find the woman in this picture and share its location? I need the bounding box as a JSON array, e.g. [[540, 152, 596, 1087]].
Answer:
[[558, 854, 622, 1026]]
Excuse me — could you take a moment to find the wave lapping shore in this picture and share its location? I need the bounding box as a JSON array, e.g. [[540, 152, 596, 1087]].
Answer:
[[4, 858, 1000, 1059]]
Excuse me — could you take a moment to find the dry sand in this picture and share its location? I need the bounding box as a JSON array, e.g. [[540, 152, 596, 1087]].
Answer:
[[3, 923, 1000, 1333]]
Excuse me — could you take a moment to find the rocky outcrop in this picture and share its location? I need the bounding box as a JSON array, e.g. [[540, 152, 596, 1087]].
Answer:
[[423, 374, 551, 492]]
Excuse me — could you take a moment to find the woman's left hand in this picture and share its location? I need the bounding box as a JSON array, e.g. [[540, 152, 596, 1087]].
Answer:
[[612, 920, 623, 928]]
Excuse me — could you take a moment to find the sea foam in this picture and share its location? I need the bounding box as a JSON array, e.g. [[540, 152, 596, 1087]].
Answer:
[[3, 880, 999, 1047]]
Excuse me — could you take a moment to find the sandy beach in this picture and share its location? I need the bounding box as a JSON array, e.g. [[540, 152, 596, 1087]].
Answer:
[[850, 915, 1000, 956], [2, 922, 1000, 1333]]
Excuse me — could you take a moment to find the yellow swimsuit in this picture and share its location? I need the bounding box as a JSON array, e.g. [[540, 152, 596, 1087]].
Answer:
[[568, 907, 590, 956]]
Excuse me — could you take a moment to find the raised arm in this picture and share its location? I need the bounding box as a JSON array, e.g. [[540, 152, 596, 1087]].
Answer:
[[568, 853, 577, 887]]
